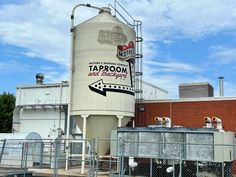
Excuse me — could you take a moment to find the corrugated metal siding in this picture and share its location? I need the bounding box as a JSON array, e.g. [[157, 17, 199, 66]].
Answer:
[[16, 85, 69, 106]]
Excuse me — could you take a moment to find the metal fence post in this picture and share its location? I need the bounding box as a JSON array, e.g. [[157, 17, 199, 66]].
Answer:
[[53, 138, 59, 177], [50, 141, 53, 167], [121, 139, 125, 177], [0, 139, 6, 164], [172, 160, 175, 177], [118, 138, 122, 177], [150, 158, 153, 177], [23, 142, 29, 177], [89, 139, 96, 177], [179, 143, 182, 177], [222, 161, 224, 177], [88, 139, 92, 177], [39, 141, 44, 168], [109, 155, 112, 177], [196, 161, 199, 177], [95, 137, 99, 177]]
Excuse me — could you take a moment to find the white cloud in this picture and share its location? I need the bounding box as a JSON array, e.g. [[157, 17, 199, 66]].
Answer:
[[39, 65, 69, 83], [142, 58, 205, 98], [224, 81, 236, 97], [144, 60, 201, 73], [1, 0, 236, 97], [209, 45, 236, 64], [0, 60, 30, 74], [125, 0, 236, 40], [0, 59, 68, 85], [1, 0, 236, 66], [0, 0, 105, 65]]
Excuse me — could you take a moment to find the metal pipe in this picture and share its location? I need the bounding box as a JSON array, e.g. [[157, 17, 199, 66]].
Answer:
[[163, 117, 171, 128], [59, 82, 62, 130], [212, 116, 222, 124], [222, 161, 225, 177], [150, 158, 152, 176], [65, 9, 75, 169], [128, 156, 138, 168], [212, 117, 223, 130], [154, 117, 163, 127], [218, 76, 224, 97], [204, 117, 212, 128], [66, 3, 102, 171], [166, 166, 174, 173]]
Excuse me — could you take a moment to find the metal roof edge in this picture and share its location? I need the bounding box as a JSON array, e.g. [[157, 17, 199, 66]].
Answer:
[[16, 82, 69, 89], [137, 96, 236, 103]]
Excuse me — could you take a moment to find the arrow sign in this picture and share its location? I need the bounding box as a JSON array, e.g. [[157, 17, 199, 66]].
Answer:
[[88, 79, 134, 96]]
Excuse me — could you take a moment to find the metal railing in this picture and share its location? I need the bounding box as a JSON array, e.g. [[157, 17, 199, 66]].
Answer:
[[0, 138, 236, 177]]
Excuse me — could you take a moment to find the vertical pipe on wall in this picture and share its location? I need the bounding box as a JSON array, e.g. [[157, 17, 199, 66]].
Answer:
[[59, 82, 62, 129], [65, 14, 75, 170]]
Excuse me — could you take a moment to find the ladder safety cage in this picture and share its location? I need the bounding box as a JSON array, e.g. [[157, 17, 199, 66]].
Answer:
[[109, 0, 143, 100]]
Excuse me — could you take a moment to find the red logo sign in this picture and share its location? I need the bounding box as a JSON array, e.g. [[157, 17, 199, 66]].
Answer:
[[117, 41, 135, 61]]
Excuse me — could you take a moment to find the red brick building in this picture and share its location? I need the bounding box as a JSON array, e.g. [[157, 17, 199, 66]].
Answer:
[[135, 97, 236, 131]]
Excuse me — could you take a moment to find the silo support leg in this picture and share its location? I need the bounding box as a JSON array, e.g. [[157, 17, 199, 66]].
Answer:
[[117, 116, 124, 127], [81, 115, 88, 174]]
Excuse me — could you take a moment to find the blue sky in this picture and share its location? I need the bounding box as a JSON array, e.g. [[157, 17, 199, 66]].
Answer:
[[1, 0, 236, 98]]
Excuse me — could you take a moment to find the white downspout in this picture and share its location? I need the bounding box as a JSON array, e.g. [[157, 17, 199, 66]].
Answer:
[[65, 10, 75, 170], [59, 81, 62, 130]]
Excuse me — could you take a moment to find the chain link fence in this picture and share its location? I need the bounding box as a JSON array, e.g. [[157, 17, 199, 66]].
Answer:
[[0, 137, 236, 177], [113, 138, 236, 177]]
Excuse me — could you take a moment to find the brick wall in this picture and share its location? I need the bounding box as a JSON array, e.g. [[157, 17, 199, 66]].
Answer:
[[135, 99, 236, 131]]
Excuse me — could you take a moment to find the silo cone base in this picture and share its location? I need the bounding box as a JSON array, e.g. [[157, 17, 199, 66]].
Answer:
[[75, 115, 130, 155]]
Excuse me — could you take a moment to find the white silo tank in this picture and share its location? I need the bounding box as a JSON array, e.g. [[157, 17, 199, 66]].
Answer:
[[70, 7, 136, 155]]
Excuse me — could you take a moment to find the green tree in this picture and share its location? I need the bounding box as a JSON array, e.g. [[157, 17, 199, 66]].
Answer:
[[0, 92, 15, 133]]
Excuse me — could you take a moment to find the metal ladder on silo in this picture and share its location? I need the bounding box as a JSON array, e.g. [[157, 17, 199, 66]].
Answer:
[[134, 20, 143, 101], [109, 0, 143, 101]]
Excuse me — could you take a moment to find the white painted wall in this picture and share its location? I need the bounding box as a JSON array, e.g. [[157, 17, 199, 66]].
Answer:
[[13, 83, 69, 139], [141, 80, 168, 100], [18, 108, 65, 139]]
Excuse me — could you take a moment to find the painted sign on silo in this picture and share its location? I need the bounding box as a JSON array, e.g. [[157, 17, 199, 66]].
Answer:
[[70, 7, 136, 154]]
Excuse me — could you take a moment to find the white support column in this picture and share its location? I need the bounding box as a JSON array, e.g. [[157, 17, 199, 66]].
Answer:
[[116, 115, 124, 174], [81, 114, 89, 174]]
